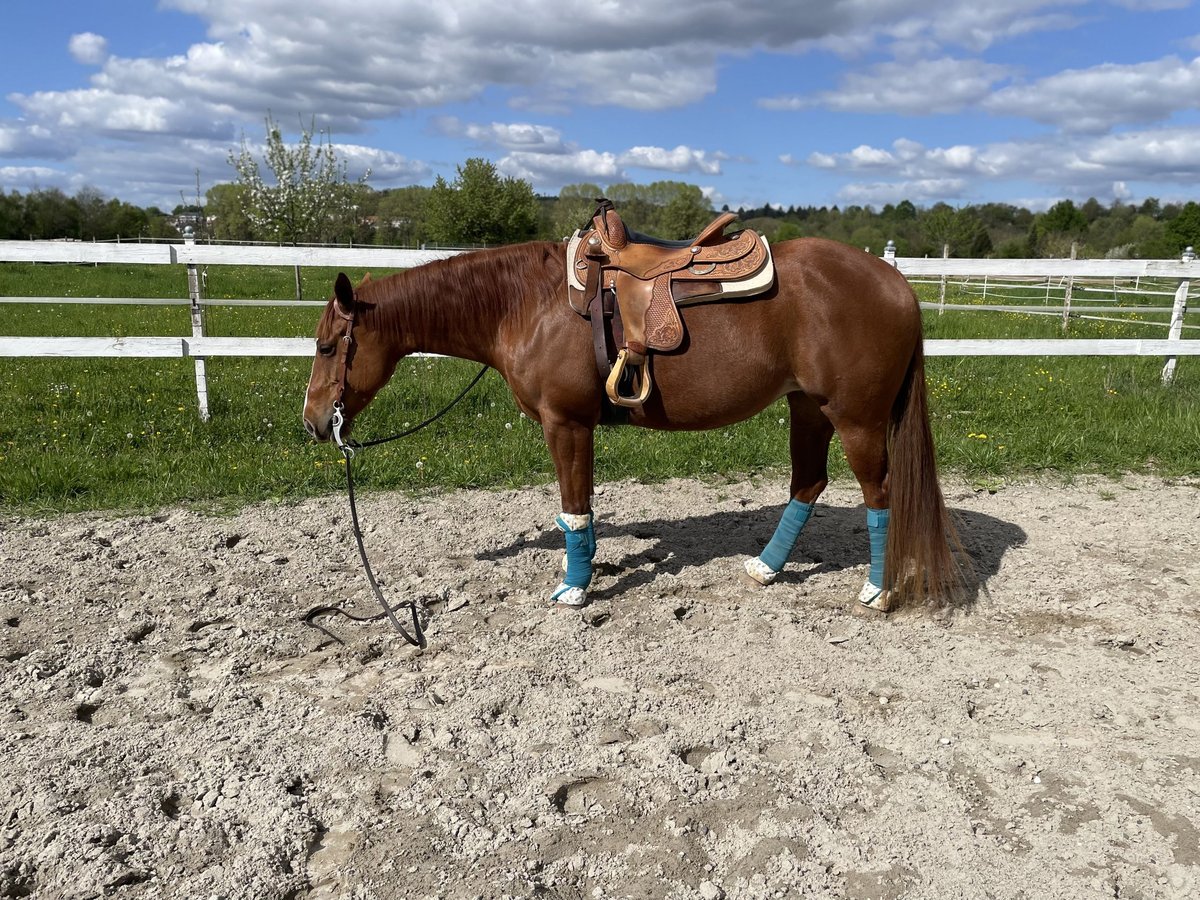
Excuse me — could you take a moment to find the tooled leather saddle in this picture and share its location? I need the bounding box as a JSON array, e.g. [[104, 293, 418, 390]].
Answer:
[[567, 199, 775, 410]]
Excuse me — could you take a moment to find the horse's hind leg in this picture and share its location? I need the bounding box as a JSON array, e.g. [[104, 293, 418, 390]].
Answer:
[[833, 419, 892, 611], [744, 392, 834, 586]]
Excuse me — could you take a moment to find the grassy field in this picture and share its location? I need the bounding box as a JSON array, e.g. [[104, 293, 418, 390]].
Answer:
[[0, 260, 1196, 514]]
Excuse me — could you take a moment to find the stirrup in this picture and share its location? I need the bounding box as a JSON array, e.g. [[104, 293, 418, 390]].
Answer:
[[605, 348, 653, 408]]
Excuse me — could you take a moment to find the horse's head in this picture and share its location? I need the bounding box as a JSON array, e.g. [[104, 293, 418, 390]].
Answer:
[[302, 272, 396, 443]]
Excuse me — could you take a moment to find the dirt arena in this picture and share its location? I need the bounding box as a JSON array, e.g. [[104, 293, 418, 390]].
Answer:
[[1, 474, 1198, 899]]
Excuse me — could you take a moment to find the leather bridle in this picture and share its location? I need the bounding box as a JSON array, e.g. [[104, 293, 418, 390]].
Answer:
[[329, 300, 356, 452], [305, 292, 489, 648]]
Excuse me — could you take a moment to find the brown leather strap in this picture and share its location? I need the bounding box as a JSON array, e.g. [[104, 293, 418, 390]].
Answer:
[[331, 303, 355, 406], [588, 288, 611, 380], [587, 288, 630, 425]]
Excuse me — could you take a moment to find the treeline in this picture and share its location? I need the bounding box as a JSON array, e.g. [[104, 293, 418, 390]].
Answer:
[[738, 196, 1200, 260], [3, 165, 1198, 259], [0, 187, 181, 242]]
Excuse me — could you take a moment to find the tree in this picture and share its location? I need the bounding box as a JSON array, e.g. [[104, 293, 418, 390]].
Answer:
[[0, 191, 26, 239], [549, 184, 604, 239], [1041, 200, 1087, 234], [25, 189, 80, 239], [920, 204, 991, 257], [101, 199, 149, 239], [205, 183, 256, 242], [653, 183, 714, 240], [371, 186, 431, 246], [74, 187, 108, 239], [1164, 201, 1200, 256], [773, 222, 803, 242], [229, 115, 368, 244], [425, 158, 539, 246], [1029, 200, 1087, 256]]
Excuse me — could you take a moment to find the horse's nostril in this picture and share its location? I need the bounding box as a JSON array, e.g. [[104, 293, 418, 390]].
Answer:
[[303, 418, 316, 438]]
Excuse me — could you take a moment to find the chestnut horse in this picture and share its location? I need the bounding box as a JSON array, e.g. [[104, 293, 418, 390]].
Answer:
[[303, 238, 962, 611]]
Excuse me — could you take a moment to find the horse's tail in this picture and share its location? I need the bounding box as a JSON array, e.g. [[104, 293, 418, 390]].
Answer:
[[885, 338, 966, 607]]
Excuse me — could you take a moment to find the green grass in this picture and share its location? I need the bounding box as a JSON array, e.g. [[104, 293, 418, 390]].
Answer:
[[1, 263, 1197, 514]]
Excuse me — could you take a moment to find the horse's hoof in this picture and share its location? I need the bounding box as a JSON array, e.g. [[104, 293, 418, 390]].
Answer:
[[856, 581, 891, 613], [551, 583, 588, 607], [742, 557, 778, 587]]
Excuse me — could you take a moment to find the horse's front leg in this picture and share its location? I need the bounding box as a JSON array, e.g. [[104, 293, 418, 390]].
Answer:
[[542, 418, 596, 607]]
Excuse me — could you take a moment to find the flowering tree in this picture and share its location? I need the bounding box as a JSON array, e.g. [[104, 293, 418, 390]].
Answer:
[[229, 116, 368, 244]]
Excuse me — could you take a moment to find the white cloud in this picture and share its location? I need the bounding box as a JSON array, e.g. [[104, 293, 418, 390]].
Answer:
[[13, 89, 235, 139], [0, 123, 71, 160], [333, 145, 431, 185], [1083, 127, 1198, 177], [68, 33, 109, 65], [434, 118, 568, 152], [618, 145, 721, 175], [838, 178, 969, 205], [805, 126, 1200, 202], [985, 55, 1200, 131], [0, 165, 69, 186], [434, 116, 724, 185], [846, 145, 896, 167], [762, 57, 1012, 115], [498, 149, 621, 185]]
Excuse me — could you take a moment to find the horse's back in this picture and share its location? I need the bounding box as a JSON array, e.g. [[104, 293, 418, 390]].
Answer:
[[773, 237, 921, 326]]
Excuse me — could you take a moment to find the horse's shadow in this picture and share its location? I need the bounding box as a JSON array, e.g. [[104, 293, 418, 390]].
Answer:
[[480, 502, 1025, 607]]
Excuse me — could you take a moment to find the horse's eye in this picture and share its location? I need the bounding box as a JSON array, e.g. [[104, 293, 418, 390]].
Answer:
[[317, 342, 336, 357]]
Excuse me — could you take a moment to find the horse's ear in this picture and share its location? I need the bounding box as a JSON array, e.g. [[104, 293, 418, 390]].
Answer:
[[360, 271, 372, 285], [333, 272, 355, 314]]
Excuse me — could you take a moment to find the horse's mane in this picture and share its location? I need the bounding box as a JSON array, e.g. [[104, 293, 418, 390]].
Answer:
[[352, 241, 564, 345]]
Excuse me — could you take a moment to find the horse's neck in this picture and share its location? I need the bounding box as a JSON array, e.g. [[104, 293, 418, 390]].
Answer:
[[385, 250, 524, 365]]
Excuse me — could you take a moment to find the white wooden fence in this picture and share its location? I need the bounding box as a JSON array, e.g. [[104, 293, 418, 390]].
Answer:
[[1, 238, 1195, 418]]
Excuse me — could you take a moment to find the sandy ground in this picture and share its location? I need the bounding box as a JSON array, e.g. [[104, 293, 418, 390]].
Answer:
[[1, 474, 1199, 900]]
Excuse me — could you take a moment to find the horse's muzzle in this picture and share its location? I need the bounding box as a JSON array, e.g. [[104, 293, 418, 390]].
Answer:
[[303, 415, 331, 442]]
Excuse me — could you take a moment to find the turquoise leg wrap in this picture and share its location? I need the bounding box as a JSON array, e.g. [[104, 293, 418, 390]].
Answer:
[[867, 507, 890, 589], [759, 499, 814, 572], [555, 514, 596, 590]]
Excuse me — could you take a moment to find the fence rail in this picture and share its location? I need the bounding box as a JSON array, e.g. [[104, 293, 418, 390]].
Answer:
[[3, 335, 1199, 360], [0, 240, 460, 268], [2, 238, 1195, 416]]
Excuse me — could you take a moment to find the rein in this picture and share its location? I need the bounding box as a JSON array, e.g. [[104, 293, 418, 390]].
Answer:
[[303, 295, 490, 648]]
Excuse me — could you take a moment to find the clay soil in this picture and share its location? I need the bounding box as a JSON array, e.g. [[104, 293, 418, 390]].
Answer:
[[2, 475, 1199, 900]]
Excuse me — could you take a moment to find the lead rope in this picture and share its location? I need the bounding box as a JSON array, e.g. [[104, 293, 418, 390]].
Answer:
[[303, 364, 491, 647]]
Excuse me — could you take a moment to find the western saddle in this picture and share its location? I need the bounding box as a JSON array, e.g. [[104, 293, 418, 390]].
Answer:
[[567, 199, 775, 410]]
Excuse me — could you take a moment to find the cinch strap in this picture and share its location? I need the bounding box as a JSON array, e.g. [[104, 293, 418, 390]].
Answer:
[[555, 513, 596, 589], [867, 506, 890, 589], [760, 499, 814, 572]]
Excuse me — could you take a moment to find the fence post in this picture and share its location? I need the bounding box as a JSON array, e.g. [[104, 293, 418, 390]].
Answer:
[[1061, 242, 1077, 330], [938, 243, 949, 315], [185, 227, 211, 421], [1161, 246, 1195, 385], [883, 239, 896, 266]]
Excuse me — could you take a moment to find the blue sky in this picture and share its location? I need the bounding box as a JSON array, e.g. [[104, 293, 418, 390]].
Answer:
[[1, 0, 1198, 213]]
